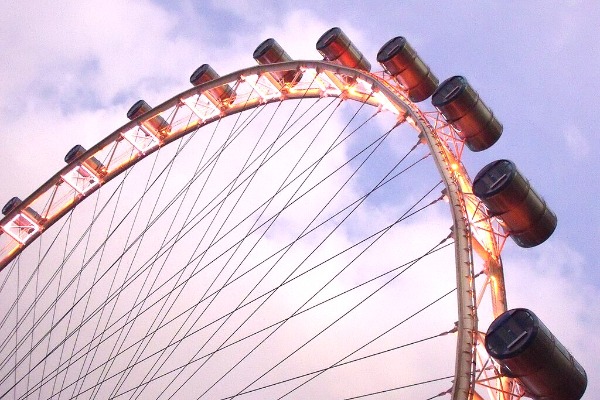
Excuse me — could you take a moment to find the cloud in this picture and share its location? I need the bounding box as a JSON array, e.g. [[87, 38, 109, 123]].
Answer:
[[563, 124, 591, 160], [0, 2, 597, 399], [0, 0, 207, 201], [1, 1, 176, 110], [502, 239, 600, 394]]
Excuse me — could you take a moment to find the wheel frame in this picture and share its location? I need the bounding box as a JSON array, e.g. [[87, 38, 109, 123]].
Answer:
[[0, 60, 515, 399]]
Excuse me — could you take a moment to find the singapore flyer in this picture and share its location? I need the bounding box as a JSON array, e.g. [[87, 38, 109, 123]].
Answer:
[[0, 2, 597, 399]]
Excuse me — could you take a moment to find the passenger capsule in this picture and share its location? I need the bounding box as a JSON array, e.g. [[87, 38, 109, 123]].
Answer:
[[127, 100, 170, 136], [64, 144, 105, 174], [2, 197, 22, 215], [472, 159, 557, 247], [190, 64, 235, 105], [377, 36, 438, 103], [485, 308, 587, 400], [253, 38, 301, 85], [1, 197, 42, 221], [432, 76, 502, 151], [316, 27, 371, 72]]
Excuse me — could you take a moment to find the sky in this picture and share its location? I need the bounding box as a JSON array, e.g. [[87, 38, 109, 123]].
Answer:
[[0, 0, 598, 398]]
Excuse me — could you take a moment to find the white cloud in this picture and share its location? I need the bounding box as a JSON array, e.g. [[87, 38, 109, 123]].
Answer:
[[503, 240, 600, 394], [1, 1, 173, 107], [563, 124, 591, 159], [0, 0, 207, 201]]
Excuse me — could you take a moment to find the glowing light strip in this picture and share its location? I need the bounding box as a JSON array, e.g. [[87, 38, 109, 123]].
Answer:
[[302, 68, 328, 93], [242, 74, 282, 101], [61, 165, 100, 195], [373, 90, 401, 115], [436, 138, 500, 259], [406, 115, 419, 130], [316, 72, 343, 96], [182, 95, 220, 122], [356, 77, 372, 90], [122, 126, 160, 153], [1, 213, 40, 244]]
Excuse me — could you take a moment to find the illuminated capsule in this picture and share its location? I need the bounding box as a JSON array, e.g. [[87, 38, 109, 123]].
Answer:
[[1, 197, 41, 221], [64, 144, 105, 174], [485, 308, 587, 400], [377, 36, 438, 103], [472, 159, 557, 248], [432, 76, 502, 151], [253, 38, 301, 85], [316, 27, 371, 72], [190, 64, 236, 105], [126, 100, 170, 136]]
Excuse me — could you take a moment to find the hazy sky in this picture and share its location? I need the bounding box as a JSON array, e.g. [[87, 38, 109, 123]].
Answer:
[[0, 0, 598, 397]]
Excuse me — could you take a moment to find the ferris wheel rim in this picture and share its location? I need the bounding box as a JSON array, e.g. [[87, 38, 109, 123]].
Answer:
[[0, 59, 509, 399]]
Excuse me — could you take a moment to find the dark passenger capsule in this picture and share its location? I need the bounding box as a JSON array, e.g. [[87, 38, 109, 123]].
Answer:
[[1, 197, 41, 221], [2, 197, 22, 216], [253, 38, 300, 85], [190, 64, 235, 104], [190, 63, 219, 86], [432, 76, 502, 151], [316, 27, 371, 72], [472, 160, 557, 248], [485, 308, 587, 400], [127, 100, 170, 135], [377, 36, 438, 102], [64, 144, 104, 173]]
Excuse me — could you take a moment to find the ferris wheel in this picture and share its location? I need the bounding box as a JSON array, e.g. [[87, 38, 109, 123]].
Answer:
[[0, 28, 586, 400]]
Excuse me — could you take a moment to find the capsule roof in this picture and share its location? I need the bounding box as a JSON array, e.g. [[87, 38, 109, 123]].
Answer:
[[431, 76, 469, 107], [316, 27, 343, 54], [126, 100, 149, 120], [472, 159, 517, 199], [190, 64, 212, 85], [253, 38, 277, 59], [2, 197, 21, 215], [64, 144, 86, 164], [376, 36, 408, 64]]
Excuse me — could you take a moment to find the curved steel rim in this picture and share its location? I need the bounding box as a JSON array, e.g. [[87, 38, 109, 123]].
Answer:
[[0, 60, 508, 399]]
